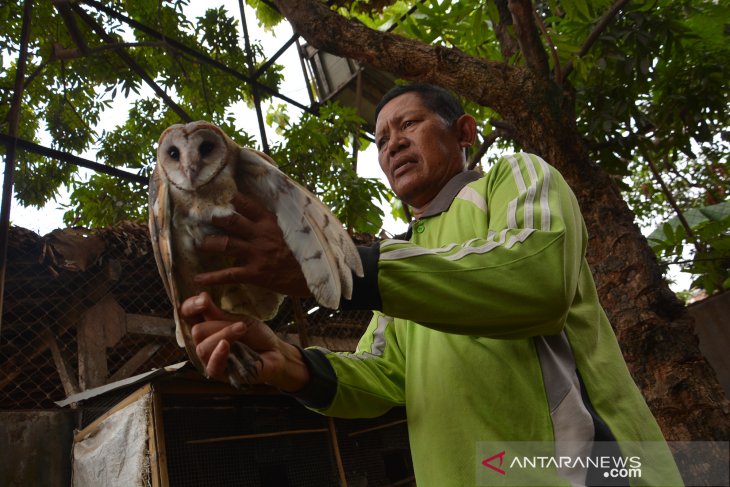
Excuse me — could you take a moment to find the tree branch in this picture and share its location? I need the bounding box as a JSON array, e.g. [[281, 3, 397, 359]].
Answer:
[[508, 0, 549, 76], [51, 41, 167, 61], [468, 129, 506, 170], [590, 122, 656, 151], [494, 0, 519, 60], [489, 118, 516, 133], [52, 0, 89, 54], [72, 4, 193, 122], [82, 0, 312, 113], [561, 0, 631, 81], [532, 8, 561, 82], [1, 0, 34, 335], [270, 0, 519, 115], [641, 148, 702, 251], [0, 133, 148, 185], [59, 61, 95, 137]]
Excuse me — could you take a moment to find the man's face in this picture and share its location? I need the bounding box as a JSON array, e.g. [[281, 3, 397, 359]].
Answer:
[[375, 92, 467, 213]]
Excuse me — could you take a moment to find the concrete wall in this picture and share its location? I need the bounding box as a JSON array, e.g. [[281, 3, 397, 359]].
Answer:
[[688, 292, 730, 398], [0, 410, 74, 487]]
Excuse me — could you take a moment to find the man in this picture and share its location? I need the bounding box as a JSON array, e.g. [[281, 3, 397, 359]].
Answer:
[[183, 84, 682, 486]]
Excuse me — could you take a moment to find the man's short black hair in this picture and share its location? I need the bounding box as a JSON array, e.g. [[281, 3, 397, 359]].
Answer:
[[375, 83, 465, 125]]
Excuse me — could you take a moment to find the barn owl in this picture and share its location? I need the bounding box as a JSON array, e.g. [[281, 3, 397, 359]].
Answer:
[[149, 121, 363, 387]]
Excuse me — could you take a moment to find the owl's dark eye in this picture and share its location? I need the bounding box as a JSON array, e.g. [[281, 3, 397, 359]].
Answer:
[[199, 141, 215, 157], [168, 146, 180, 161]]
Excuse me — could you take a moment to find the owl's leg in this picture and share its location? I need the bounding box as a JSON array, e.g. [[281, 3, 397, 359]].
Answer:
[[227, 341, 263, 388]]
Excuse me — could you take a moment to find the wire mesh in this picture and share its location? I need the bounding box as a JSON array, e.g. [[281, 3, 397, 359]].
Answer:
[[1, 223, 374, 411], [163, 393, 335, 487], [335, 408, 414, 487], [160, 392, 413, 487]]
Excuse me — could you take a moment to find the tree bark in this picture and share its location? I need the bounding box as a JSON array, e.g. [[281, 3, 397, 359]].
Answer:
[[271, 0, 730, 443]]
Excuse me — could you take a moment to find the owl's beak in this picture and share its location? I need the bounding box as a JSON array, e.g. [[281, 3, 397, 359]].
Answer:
[[184, 163, 200, 184]]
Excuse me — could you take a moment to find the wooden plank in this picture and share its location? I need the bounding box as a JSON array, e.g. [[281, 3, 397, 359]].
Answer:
[[1, 269, 121, 392], [108, 343, 161, 383], [328, 417, 348, 487], [74, 384, 152, 443], [100, 296, 126, 348], [688, 292, 730, 397], [187, 428, 328, 445], [148, 386, 169, 487], [155, 377, 278, 396], [347, 419, 407, 438], [148, 395, 161, 487], [126, 314, 175, 337], [290, 297, 311, 348], [0, 339, 52, 390], [43, 329, 80, 397], [0, 313, 79, 391], [77, 297, 120, 389]]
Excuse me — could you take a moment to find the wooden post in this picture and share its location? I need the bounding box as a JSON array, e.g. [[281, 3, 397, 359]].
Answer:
[[149, 385, 170, 487], [187, 428, 328, 445], [346, 419, 407, 438], [0, 0, 33, 336], [77, 295, 125, 389], [328, 417, 348, 487], [108, 343, 161, 383], [351, 69, 362, 174], [43, 329, 80, 397], [290, 297, 311, 348]]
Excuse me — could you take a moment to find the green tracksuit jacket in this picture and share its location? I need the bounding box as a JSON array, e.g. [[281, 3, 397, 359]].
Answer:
[[296, 153, 682, 487]]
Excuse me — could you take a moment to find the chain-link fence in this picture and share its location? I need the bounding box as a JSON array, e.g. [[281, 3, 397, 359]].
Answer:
[[0, 223, 374, 410]]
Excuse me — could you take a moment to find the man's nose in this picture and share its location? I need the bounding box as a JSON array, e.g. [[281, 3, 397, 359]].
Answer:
[[387, 133, 408, 155]]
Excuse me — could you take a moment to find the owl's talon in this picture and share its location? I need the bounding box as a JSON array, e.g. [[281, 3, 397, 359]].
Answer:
[[227, 341, 262, 388]]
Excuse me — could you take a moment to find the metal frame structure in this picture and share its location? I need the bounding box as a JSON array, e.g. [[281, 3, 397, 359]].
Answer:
[[0, 0, 406, 335]]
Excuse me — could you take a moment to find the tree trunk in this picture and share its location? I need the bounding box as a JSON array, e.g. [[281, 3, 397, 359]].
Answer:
[[271, 0, 730, 444]]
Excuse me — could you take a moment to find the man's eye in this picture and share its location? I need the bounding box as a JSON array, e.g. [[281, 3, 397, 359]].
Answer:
[[377, 138, 388, 150], [403, 120, 416, 129]]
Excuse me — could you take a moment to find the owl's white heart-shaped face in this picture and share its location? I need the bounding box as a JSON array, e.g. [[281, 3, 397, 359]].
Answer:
[[156, 122, 230, 191]]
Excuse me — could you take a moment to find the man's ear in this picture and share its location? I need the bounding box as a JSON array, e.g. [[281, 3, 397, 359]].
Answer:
[[455, 114, 477, 149]]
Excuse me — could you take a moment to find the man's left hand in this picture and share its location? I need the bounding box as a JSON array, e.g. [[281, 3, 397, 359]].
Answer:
[[193, 193, 311, 298]]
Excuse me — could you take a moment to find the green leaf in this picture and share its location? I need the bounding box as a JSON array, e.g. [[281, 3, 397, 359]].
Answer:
[[648, 201, 730, 241]]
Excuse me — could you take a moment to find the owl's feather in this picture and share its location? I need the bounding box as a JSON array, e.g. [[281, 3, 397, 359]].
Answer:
[[235, 148, 363, 308], [149, 121, 363, 379], [149, 167, 198, 368]]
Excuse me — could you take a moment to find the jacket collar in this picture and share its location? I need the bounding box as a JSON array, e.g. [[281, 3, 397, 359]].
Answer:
[[401, 170, 482, 240], [419, 170, 482, 218]]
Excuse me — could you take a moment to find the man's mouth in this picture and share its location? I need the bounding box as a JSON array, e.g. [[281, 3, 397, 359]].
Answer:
[[392, 158, 415, 178]]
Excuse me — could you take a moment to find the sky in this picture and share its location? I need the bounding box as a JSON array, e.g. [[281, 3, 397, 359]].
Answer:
[[3, 1, 690, 290], [3, 0, 408, 237]]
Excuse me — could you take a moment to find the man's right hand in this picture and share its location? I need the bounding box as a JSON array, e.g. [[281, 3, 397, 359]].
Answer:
[[180, 292, 310, 392]]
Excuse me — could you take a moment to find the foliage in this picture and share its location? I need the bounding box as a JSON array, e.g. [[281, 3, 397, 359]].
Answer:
[[1, 0, 384, 233], [267, 102, 391, 234], [245, 0, 284, 30], [2, 0, 728, 291], [62, 173, 149, 227], [648, 201, 730, 295], [567, 0, 730, 293], [342, 0, 730, 292]]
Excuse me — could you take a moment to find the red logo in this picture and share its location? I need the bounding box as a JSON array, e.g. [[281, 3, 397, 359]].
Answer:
[[482, 451, 506, 475]]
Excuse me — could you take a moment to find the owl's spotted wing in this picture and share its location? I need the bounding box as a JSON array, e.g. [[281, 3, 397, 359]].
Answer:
[[148, 167, 203, 371], [237, 148, 364, 309], [148, 167, 173, 307]]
